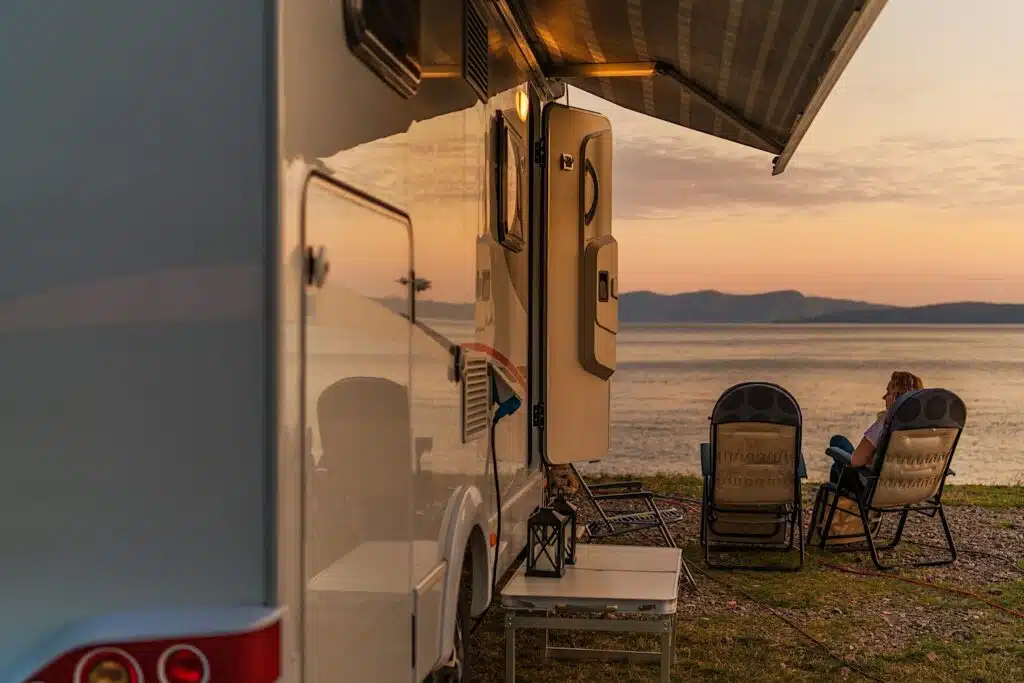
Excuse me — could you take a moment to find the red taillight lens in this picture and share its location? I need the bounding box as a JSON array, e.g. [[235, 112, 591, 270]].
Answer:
[[74, 648, 142, 683], [159, 645, 209, 683], [26, 619, 280, 683]]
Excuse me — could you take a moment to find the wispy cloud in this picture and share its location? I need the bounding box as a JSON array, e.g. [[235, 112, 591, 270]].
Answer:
[[612, 134, 1024, 220]]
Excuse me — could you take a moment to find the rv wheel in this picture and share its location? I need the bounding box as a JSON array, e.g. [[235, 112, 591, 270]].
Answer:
[[433, 552, 473, 682]]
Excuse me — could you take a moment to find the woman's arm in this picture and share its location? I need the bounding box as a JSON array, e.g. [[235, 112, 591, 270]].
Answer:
[[850, 437, 877, 468]]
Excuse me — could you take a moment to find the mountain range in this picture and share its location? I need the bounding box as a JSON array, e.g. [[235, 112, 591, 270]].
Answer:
[[383, 291, 1024, 324], [620, 290, 1024, 324]]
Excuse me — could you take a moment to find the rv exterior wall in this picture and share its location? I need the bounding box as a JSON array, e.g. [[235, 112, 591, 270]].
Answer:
[[278, 0, 545, 680], [0, 2, 275, 674]]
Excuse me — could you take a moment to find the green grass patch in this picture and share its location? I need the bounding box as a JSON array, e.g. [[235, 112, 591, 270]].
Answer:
[[706, 564, 889, 609], [878, 635, 1024, 683], [941, 484, 1024, 509]]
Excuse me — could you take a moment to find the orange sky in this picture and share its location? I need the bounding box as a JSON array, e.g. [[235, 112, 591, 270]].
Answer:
[[577, 0, 1024, 305]]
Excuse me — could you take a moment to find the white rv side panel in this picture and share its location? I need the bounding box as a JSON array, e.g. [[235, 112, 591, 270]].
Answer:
[[277, 0, 545, 679], [0, 1, 274, 673]]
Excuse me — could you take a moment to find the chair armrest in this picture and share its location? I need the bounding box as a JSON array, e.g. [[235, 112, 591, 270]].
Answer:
[[946, 468, 956, 477], [797, 453, 808, 480], [826, 446, 853, 467]]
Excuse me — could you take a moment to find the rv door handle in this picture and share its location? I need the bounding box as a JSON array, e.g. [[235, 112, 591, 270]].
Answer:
[[583, 159, 599, 226]]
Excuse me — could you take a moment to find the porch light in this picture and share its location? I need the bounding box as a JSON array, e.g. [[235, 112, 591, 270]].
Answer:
[[515, 87, 529, 122]]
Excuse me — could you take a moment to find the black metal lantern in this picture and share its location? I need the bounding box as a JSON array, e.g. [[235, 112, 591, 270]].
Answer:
[[549, 496, 577, 565], [526, 505, 570, 578]]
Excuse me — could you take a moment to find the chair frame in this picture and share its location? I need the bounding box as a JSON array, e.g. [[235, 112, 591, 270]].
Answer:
[[807, 388, 965, 570], [569, 463, 698, 588], [701, 382, 806, 572], [569, 463, 680, 547]]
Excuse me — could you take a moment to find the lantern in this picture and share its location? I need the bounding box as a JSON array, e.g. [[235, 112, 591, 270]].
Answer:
[[549, 496, 577, 565], [526, 505, 570, 578]]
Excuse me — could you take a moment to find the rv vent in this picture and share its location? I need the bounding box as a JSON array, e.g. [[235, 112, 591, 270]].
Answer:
[[463, 0, 489, 102], [462, 353, 490, 443]]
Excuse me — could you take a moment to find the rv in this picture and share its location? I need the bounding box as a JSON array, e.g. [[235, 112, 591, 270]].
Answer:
[[0, 1, 885, 682]]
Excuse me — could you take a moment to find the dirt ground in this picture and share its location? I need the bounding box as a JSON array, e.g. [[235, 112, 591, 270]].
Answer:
[[470, 474, 1024, 683]]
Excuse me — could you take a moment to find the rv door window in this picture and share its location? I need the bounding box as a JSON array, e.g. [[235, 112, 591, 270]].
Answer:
[[344, 0, 421, 98]]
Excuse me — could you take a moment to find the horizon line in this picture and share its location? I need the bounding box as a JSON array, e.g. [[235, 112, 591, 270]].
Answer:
[[402, 290, 1024, 308]]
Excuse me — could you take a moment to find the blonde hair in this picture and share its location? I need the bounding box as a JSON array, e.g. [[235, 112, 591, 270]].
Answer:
[[888, 371, 923, 398]]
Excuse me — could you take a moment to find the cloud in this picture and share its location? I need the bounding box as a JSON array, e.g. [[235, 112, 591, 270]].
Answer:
[[316, 83, 1024, 222], [611, 133, 1024, 219]]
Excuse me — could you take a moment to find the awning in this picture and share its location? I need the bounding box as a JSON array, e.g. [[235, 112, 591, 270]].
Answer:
[[509, 0, 888, 174]]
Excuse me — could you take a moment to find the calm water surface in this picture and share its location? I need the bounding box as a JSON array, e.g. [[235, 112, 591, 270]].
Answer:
[[583, 324, 1024, 485]]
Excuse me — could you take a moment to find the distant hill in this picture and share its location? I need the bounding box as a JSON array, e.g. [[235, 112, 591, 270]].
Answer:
[[618, 289, 888, 323], [377, 297, 475, 320], [370, 292, 1023, 324], [800, 302, 1024, 324]]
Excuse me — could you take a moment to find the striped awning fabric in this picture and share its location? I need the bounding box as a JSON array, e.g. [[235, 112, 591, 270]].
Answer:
[[515, 0, 887, 173]]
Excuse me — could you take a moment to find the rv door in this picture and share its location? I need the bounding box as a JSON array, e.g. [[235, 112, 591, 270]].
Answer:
[[542, 104, 617, 465]]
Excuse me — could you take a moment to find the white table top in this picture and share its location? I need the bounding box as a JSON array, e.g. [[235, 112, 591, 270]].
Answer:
[[501, 544, 681, 615]]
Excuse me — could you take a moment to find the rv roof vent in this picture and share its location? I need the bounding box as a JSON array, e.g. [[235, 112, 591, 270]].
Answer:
[[463, 0, 489, 102], [462, 352, 490, 443]]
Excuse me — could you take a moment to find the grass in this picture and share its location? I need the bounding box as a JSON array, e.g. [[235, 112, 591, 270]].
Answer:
[[941, 484, 1024, 509], [474, 474, 1024, 683], [590, 472, 1024, 509]]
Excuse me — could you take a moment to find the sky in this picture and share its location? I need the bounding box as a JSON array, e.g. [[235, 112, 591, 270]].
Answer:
[[570, 0, 1024, 306], [329, 0, 1024, 307]]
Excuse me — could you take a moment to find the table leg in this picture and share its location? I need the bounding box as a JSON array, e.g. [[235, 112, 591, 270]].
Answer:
[[505, 613, 516, 683], [671, 617, 677, 666], [660, 616, 673, 683]]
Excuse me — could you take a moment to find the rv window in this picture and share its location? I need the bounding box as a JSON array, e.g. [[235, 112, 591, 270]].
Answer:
[[344, 0, 421, 98], [495, 113, 525, 253]]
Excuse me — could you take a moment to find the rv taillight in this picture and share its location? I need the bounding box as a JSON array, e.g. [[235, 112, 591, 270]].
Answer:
[[77, 648, 141, 683], [26, 619, 279, 683], [158, 645, 208, 683]]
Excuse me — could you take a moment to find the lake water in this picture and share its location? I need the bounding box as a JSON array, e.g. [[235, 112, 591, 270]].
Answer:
[[584, 324, 1024, 485]]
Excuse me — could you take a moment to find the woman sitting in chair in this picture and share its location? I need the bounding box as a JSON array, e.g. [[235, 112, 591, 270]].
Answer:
[[828, 370, 924, 487]]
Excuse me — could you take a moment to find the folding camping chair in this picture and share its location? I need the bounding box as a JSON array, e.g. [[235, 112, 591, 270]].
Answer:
[[807, 388, 966, 570], [569, 463, 697, 588], [569, 463, 686, 546], [700, 382, 807, 571]]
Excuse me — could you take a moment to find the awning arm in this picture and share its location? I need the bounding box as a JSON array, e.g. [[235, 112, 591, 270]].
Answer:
[[771, 0, 889, 175], [548, 61, 784, 155]]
